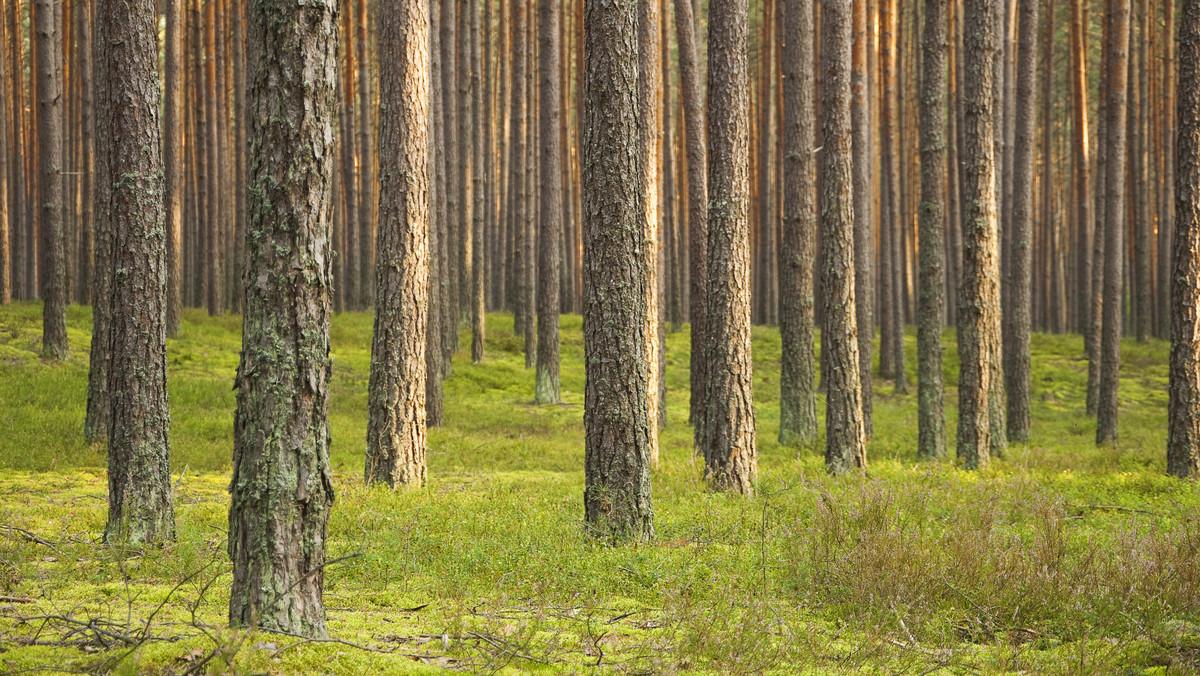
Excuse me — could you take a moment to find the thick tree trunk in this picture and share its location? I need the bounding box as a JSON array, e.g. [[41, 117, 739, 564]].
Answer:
[[956, 0, 1003, 469], [851, 0, 873, 437], [1096, 0, 1130, 444], [535, 0, 562, 404], [229, 0, 338, 638], [702, 0, 757, 494], [366, 0, 431, 489], [778, 0, 817, 448], [96, 0, 174, 544], [1004, 0, 1035, 443], [582, 0, 654, 541], [675, 0, 708, 431], [1170, 0, 1200, 477], [917, 0, 947, 460], [37, 0, 67, 360], [819, 0, 867, 473]]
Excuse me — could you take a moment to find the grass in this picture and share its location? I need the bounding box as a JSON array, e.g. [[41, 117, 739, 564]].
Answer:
[[0, 300, 1197, 674]]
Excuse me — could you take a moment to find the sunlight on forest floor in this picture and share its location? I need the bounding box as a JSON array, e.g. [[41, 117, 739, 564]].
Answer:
[[0, 302, 1197, 674]]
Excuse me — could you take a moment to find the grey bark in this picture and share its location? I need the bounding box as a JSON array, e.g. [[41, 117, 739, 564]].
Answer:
[[535, 0, 562, 404], [37, 0, 67, 360]]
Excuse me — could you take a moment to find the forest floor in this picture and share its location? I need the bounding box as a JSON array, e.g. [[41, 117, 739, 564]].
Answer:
[[0, 302, 1197, 674]]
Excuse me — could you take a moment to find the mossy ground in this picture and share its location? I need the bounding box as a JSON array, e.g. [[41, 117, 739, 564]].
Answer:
[[0, 301, 1196, 674]]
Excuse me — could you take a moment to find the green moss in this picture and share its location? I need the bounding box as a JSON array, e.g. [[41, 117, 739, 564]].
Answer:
[[0, 301, 1195, 673]]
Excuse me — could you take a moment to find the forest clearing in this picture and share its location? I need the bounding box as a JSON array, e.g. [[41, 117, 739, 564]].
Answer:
[[0, 304, 1195, 674]]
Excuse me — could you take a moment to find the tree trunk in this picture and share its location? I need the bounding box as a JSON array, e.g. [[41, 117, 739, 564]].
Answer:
[[778, 0, 817, 448], [917, 0, 947, 460], [702, 0, 757, 494], [164, 0, 184, 335], [96, 0, 174, 544], [640, 0, 663, 453], [1004, 0, 1035, 443], [1087, 0, 1109, 415], [37, 0, 67, 360], [229, 0, 338, 638], [426, 0, 445, 427], [366, 0, 431, 489], [582, 0, 654, 541], [535, 0, 562, 404], [0, 1, 8, 305], [851, 0, 873, 437], [203, 0, 223, 316], [1097, 0, 1130, 444], [675, 0, 708, 431], [471, 0, 486, 362], [356, 0, 375, 309], [956, 0, 1003, 469], [819, 0, 867, 473], [1170, 0, 1200, 477], [1069, 0, 1090, 337], [441, 0, 459, 365], [508, 0, 526, 340]]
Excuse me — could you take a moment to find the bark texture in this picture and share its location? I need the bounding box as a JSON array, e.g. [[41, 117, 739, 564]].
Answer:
[[917, 0, 946, 460], [702, 0, 757, 494], [97, 0, 175, 545], [639, 0, 663, 454], [1170, 0, 1200, 478], [535, 0, 562, 404], [229, 0, 338, 637], [820, 0, 868, 473], [366, 0, 431, 489], [164, 0, 184, 336], [37, 0, 67, 360], [778, 0, 817, 448], [582, 0, 654, 541], [851, 0, 873, 437]]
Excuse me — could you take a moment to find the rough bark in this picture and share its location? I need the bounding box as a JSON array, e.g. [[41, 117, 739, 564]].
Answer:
[[229, 0, 338, 638], [426, 0, 444, 427], [535, 0, 562, 404], [582, 0, 654, 541], [441, 0, 459, 365], [819, 0, 867, 473], [37, 0, 67, 360], [508, 0, 527, 341], [917, 0, 947, 460], [1087, 0, 1109, 416], [851, 0, 873, 437], [675, 0, 708, 431], [702, 0, 757, 494], [1097, 0, 1130, 445], [778, 0, 817, 448], [640, 0, 663, 453], [357, 0, 375, 308], [366, 0, 431, 489], [1004, 0, 1035, 443], [956, 0, 1003, 469], [164, 0, 184, 336], [1170, 0, 1200, 477], [96, 0, 174, 544]]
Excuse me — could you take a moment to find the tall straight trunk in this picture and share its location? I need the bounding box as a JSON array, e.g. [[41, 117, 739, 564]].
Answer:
[[878, 0, 895, 379], [357, 0, 374, 308], [203, 0, 223, 316], [534, 0, 562, 403], [640, 0, 663, 450], [1159, 0, 1176, 341], [1097, 0, 1130, 444], [231, 1, 247, 313], [1043, 0, 1059, 333], [522, 0, 536, 368], [880, 0, 905, 389], [96, 0, 174, 544], [164, 0, 184, 335], [820, 0, 867, 473], [1069, 0, 1090, 336], [778, 0, 817, 448], [917, 0, 947, 460], [441, 0, 459, 363], [37, 0, 67, 359], [1134, 0, 1151, 342], [1087, 0, 1110, 415], [458, 0, 474, 336], [426, 0, 445, 427], [339, 5, 360, 309], [676, 0, 708, 429], [702, 0, 756, 494], [508, 0, 527, 340], [0, 1, 8, 304], [1170, 0, 1200, 477], [582, 0, 655, 541], [1004, 0, 1035, 442], [757, 0, 777, 326], [230, 0, 338, 638], [851, 0, 873, 436], [471, 0, 486, 362], [366, 0, 431, 489], [6, 0, 23, 302], [956, 0, 1002, 469]]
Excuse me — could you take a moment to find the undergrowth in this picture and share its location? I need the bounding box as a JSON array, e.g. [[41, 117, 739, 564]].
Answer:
[[0, 301, 1196, 674]]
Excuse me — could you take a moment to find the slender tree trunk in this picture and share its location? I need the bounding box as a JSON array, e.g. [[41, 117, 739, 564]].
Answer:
[[508, 0, 526, 340], [522, 0, 536, 367], [441, 0, 459, 363], [1069, 0, 1090, 337], [96, 0, 174, 544], [37, 0, 67, 360], [956, 0, 1003, 468], [0, 1, 8, 305], [231, 2, 247, 313], [1097, 0, 1130, 444], [471, 0, 486, 362], [164, 0, 184, 335], [1170, 0, 1200, 477], [1087, 0, 1110, 415], [640, 0, 663, 452], [1004, 0, 1035, 442], [852, 0, 874, 436], [582, 0, 655, 541], [357, 0, 375, 309], [340, 6, 360, 310], [534, 0, 562, 404], [917, 0, 947, 460], [203, 0, 223, 316], [1134, 0, 1151, 343], [426, 0, 445, 427], [366, 0, 431, 489], [820, 0, 867, 473], [1160, 0, 1176, 341], [702, 0, 757, 494], [778, 0, 817, 448], [675, 0, 708, 430]]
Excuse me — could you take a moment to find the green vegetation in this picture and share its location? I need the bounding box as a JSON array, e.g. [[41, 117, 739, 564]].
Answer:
[[0, 301, 1196, 674]]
